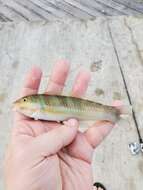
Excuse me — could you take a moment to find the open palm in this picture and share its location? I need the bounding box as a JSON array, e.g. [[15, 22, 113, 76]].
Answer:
[[5, 61, 116, 190]]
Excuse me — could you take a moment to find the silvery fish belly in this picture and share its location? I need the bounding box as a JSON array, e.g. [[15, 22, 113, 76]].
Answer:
[[13, 94, 120, 122]]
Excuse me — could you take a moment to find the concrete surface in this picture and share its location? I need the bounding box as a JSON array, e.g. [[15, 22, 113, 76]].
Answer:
[[0, 17, 143, 190]]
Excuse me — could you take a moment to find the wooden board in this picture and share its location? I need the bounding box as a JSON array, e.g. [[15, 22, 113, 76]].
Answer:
[[0, 0, 143, 21], [0, 17, 143, 190]]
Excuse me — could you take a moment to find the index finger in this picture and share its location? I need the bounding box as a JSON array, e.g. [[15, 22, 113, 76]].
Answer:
[[20, 66, 42, 97], [14, 66, 42, 121]]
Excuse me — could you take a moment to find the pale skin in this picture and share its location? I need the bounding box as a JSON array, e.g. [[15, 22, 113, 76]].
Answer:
[[4, 61, 121, 190]]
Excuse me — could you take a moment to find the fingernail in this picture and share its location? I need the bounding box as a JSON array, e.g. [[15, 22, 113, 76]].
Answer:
[[30, 66, 42, 80], [30, 66, 42, 74], [55, 60, 70, 68], [66, 119, 78, 127]]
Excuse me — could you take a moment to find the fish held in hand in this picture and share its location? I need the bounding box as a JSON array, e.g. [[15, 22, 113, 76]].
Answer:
[[13, 94, 130, 122]]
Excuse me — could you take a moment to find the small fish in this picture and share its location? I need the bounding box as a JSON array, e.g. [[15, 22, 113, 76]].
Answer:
[[13, 94, 130, 122]]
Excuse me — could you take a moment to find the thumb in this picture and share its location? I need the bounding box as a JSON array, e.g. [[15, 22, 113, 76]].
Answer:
[[28, 119, 78, 159]]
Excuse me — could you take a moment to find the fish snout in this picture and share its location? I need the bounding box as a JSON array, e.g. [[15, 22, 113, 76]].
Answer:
[[12, 100, 20, 111]]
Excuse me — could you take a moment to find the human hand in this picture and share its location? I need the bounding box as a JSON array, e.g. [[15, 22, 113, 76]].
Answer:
[[5, 61, 119, 190]]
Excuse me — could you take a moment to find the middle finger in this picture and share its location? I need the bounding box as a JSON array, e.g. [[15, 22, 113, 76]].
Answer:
[[71, 69, 91, 97], [45, 60, 70, 95]]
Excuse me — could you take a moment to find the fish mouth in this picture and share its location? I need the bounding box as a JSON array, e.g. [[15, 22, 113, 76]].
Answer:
[[12, 100, 20, 111], [12, 105, 18, 112]]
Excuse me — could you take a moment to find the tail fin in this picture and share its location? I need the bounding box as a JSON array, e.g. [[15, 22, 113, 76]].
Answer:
[[119, 105, 132, 119]]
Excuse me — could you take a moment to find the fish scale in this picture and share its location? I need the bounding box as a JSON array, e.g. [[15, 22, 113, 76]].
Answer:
[[13, 94, 128, 122]]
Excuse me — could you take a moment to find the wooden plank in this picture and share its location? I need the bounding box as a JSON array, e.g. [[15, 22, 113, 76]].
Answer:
[[0, 0, 143, 21], [47, 0, 94, 18], [1, 0, 56, 21], [61, 0, 104, 16], [77, 0, 126, 15], [96, 0, 141, 14], [113, 0, 143, 13], [0, 2, 26, 21], [3, 0, 46, 21], [0, 18, 142, 190], [27, 0, 73, 18], [13, 0, 57, 20]]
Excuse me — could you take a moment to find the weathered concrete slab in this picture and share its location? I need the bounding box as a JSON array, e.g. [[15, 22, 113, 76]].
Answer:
[[108, 16, 143, 134], [0, 17, 143, 190]]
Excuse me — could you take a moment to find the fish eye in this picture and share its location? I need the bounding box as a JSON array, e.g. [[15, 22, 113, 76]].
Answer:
[[23, 98, 27, 102]]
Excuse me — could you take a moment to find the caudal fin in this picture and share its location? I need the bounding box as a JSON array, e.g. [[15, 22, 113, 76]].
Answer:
[[119, 105, 132, 119]]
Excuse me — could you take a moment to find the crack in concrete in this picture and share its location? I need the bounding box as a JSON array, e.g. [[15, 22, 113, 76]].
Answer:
[[107, 18, 143, 144], [124, 17, 143, 65]]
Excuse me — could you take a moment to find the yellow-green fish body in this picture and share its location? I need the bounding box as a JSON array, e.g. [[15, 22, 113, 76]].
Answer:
[[13, 94, 121, 122]]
